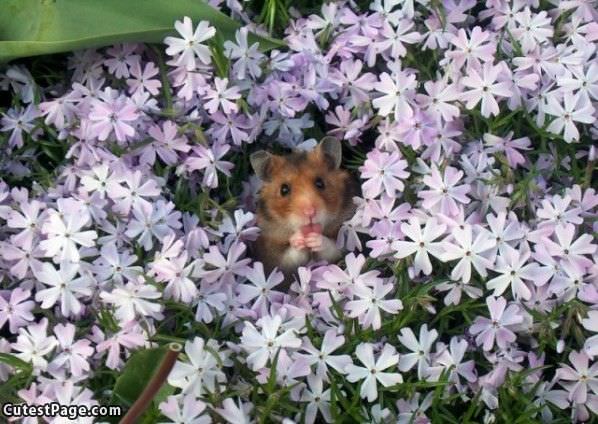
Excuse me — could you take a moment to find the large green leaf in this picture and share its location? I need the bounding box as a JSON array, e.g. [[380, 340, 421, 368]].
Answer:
[[0, 0, 284, 63]]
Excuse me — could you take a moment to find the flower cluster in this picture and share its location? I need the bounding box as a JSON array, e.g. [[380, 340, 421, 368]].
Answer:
[[0, 0, 597, 422]]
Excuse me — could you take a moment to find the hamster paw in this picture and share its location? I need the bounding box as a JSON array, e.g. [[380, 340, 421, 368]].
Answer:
[[305, 232, 323, 251], [289, 230, 306, 249]]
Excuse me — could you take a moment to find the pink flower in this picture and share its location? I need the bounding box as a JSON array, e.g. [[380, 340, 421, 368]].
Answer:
[[11, 318, 58, 374], [0, 288, 35, 333], [185, 143, 234, 189], [556, 350, 598, 404], [372, 71, 417, 119], [541, 223, 596, 273], [88, 89, 139, 142], [460, 62, 513, 118], [126, 61, 161, 95], [469, 296, 523, 351], [419, 165, 470, 217], [544, 91, 596, 143], [483, 132, 531, 168], [446, 26, 496, 69], [360, 149, 410, 199], [49, 323, 93, 377]]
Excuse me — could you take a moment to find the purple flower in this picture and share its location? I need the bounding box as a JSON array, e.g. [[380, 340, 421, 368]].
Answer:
[[469, 296, 523, 351]]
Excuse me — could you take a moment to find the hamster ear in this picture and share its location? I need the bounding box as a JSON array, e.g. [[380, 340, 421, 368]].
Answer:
[[250, 150, 272, 181], [318, 136, 342, 169]]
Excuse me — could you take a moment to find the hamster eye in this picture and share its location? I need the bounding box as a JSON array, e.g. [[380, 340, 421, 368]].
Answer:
[[280, 183, 291, 197], [314, 177, 325, 190]]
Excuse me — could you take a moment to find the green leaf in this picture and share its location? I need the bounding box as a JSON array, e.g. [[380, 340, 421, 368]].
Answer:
[[0, 353, 33, 373], [0, 0, 285, 63], [111, 346, 170, 407]]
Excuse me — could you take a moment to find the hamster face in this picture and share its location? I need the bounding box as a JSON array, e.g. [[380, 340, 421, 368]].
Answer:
[[256, 148, 348, 235]]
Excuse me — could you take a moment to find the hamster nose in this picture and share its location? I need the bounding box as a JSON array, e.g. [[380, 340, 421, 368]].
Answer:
[[303, 206, 316, 218]]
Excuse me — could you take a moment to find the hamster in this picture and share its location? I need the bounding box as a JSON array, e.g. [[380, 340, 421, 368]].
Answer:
[[249, 137, 359, 282]]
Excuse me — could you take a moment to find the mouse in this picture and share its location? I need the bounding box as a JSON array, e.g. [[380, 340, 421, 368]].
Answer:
[[249, 137, 360, 284]]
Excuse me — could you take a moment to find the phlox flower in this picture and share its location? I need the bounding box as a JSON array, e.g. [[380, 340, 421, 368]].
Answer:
[[582, 310, 598, 357], [236, 262, 284, 316], [6, 199, 44, 246], [544, 91, 596, 143], [417, 79, 461, 123], [215, 398, 253, 424], [158, 394, 211, 424], [345, 343, 402, 402], [332, 59, 376, 108], [125, 200, 181, 251], [392, 217, 446, 276], [95, 322, 146, 370], [1, 104, 39, 148], [49, 323, 93, 377], [92, 242, 142, 285], [483, 132, 531, 168], [0, 287, 35, 333], [321, 252, 383, 296], [164, 17, 215, 70], [198, 241, 251, 287], [441, 224, 495, 283], [126, 61, 161, 95], [104, 43, 140, 78], [446, 26, 496, 69], [307, 2, 339, 35], [34, 261, 93, 317], [108, 169, 160, 216], [345, 279, 403, 330], [185, 143, 234, 189], [536, 194, 583, 228], [11, 318, 58, 374], [398, 324, 438, 380], [141, 120, 190, 166], [194, 281, 227, 323], [372, 70, 417, 119], [558, 63, 598, 102], [433, 337, 477, 386], [51, 382, 98, 424], [487, 244, 552, 300], [396, 392, 433, 424], [359, 149, 410, 199], [296, 330, 352, 381], [168, 337, 227, 396], [88, 89, 139, 142], [240, 314, 302, 371], [512, 8, 554, 53], [375, 20, 422, 59], [1, 237, 45, 279], [556, 350, 598, 404], [419, 165, 470, 217], [541, 223, 596, 273], [100, 278, 164, 322], [203, 77, 241, 115], [469, 296, 523, 351], [300, 375, 332, 424], [157, 253, 198, 304], [460, 62, 513, 118], [224, 27, 264, 80]]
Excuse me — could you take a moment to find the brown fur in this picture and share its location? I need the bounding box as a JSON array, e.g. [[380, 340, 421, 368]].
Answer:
[[252, 143, 359, 280]]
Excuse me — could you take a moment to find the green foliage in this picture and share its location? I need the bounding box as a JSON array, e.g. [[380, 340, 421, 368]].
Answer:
[[0, 0, 284, 63]]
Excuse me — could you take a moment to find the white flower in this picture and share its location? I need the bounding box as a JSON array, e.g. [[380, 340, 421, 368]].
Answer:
[[34, 261, 93, 317], [240, 314, 301, 371], [11, 318, 58, 374], [345, 280, 403, 330], [100, 279, 164, 322], [392, 217, 447, 276], [544, 91, 596, 143], [345, 343, 402, 402], [168, 337, 227, 396], [164, 17, 215, 70]]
